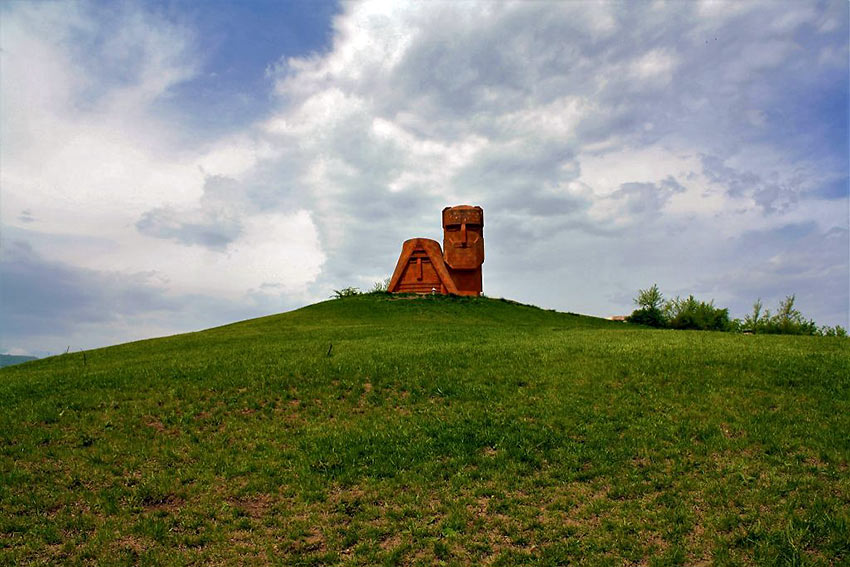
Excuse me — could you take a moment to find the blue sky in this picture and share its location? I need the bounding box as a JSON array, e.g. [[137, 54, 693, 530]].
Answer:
[[150, 0, 338, 136], [1, 0, 848, 356]]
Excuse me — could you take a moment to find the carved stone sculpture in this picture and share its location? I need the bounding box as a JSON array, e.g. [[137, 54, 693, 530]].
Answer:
[[442, 205, 484, 296], [388, 205, 484, 296], [386, 238, 458, 295]]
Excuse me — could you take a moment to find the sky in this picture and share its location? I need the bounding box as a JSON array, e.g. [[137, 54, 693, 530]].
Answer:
[[1, 0, 848, 357]]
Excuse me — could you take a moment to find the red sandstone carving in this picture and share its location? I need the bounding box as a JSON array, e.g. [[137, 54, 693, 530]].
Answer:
[[388, 205, 484, 296], [387, 238, 459, 295], [442, 205, 484, 296]]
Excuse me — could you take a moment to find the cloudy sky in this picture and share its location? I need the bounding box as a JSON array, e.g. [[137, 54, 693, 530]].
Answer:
[[1, 0, 847, 356]]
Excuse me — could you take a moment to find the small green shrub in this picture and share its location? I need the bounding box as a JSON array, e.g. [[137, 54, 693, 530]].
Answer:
[[820, 325, 847, 337], [626, 307, 666, 328], [332, 287, 361, 299], [745, 296, 819, 335], [663, 295, 731, 331], [636, 284, 663, 311], [369, 277, 391, 293], [626, 284, 667, 328], [742, 298, 766, 332]]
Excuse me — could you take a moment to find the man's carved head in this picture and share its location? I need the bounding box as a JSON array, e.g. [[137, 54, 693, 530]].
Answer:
[[442, 205, 484, 270]]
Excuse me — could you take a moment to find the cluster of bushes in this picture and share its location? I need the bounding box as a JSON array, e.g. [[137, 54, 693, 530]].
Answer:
[[627, 284, 846, 336], [332, 278, 391, 298], [741, 296, 824, 335], [627, 284, 732, 331]]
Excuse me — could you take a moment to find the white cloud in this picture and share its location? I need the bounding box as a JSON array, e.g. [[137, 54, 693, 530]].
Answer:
[[630, 49, 678, 83], [256, 0, 846, 323], [1, 1, 325, 308], [123, 210, 324, 297]]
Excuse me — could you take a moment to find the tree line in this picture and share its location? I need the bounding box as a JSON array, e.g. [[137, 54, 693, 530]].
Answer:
[[627, 284, 847, 336]]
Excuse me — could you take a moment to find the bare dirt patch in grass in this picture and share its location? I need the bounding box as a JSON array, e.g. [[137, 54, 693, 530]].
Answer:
[[144, 417, 171, 434], [292, 529, 327, 554], [379, 531, 404, 551], [146, 499, 184, 514], [228, 494, 272, 519], [114, 534, 149, 553]]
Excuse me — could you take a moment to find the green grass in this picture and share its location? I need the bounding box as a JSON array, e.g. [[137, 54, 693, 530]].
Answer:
[[1, 293, 848, 566]]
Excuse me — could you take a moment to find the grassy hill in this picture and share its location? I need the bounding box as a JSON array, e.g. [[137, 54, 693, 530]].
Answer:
[[1, 293, 848, 566]]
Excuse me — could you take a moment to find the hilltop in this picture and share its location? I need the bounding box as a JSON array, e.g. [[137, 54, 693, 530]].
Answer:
[[1, 294, 848, 565]]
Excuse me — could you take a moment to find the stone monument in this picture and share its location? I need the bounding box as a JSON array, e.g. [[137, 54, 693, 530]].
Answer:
[[388, 205, 484, 296]]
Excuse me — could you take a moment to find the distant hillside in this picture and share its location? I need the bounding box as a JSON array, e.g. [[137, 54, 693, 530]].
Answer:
[[1, 293, 847, 565], [0, 354, 37, 368]]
